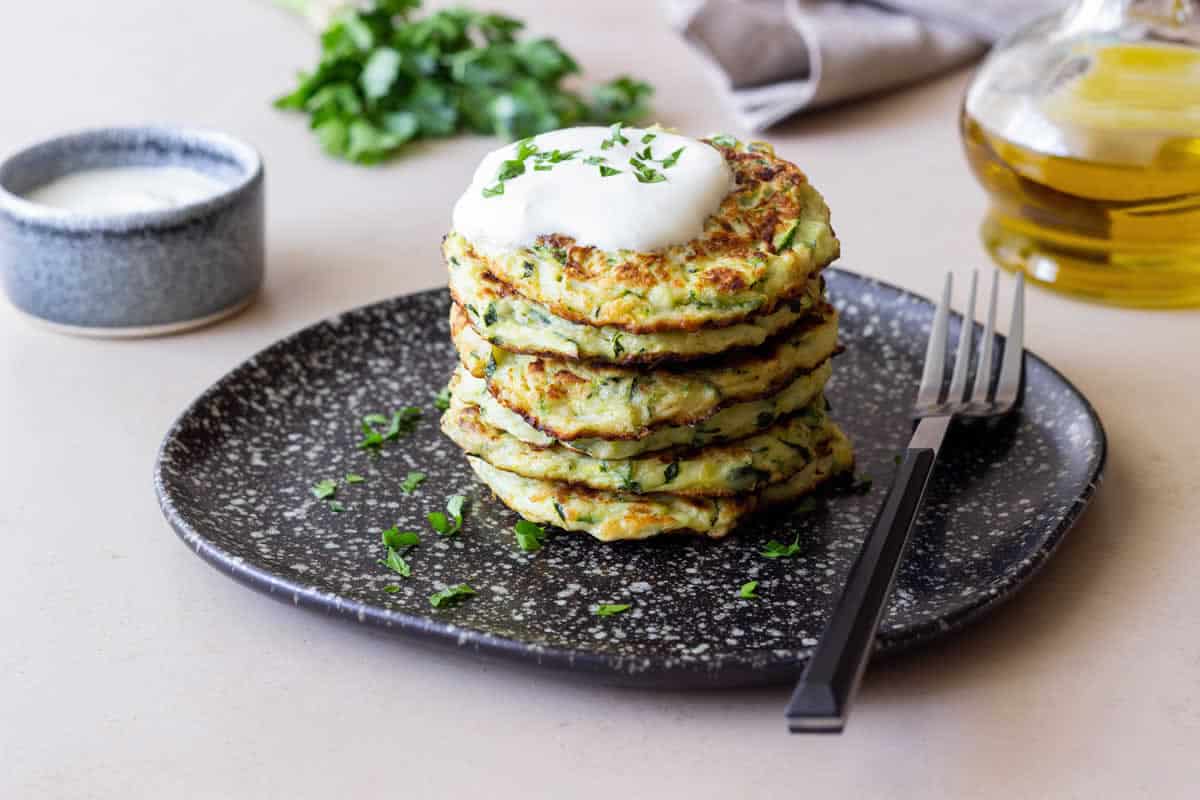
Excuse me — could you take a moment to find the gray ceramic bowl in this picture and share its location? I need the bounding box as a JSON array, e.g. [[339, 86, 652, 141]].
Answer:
[[0, 126, 263, 337]]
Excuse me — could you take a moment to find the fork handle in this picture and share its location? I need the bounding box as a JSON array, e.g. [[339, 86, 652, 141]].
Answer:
[[785, 446, 939, 733]]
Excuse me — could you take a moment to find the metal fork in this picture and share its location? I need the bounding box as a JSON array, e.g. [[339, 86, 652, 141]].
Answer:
[[785, 270, 1026, 734]]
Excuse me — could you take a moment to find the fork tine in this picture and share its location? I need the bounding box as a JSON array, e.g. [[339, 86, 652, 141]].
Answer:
[[970, 271, 999, 405], [993, 272, 1025, 408], [947, 270, 978, 402], [916, 273, 952, 411]]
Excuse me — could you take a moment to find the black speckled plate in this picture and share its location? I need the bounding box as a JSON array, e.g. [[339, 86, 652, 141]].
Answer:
[[154, 269, 1105, 688]]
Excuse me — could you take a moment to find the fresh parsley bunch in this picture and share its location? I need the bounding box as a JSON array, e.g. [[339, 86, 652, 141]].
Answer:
[[275, 0, 654, 164]]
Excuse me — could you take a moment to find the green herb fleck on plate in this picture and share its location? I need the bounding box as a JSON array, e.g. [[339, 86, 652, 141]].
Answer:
[[761, 533, 802, 559], [429, 583, 476, 608], [345, 473, 365, 484], [739, 580, 759, 599], [401, 471, 426, 494], [514, 519, 547, 552], [429, 494, 468, 536], [311, 479, 338, 500], [593, 603, 630, 617]]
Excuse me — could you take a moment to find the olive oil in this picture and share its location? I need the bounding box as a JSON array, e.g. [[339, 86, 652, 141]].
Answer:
[[963, 40, 1200, 307]]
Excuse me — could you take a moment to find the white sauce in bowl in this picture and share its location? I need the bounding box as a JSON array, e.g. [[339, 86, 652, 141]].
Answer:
[[22, 166, 228, 214], [452, 126, 733, 253]]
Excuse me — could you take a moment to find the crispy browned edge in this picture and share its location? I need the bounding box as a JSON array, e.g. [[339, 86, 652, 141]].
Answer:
[[447, 402, 840, 498], [451, 302, 838, 442], [449, 140, 840, 334], [447, 274, 830, 369]]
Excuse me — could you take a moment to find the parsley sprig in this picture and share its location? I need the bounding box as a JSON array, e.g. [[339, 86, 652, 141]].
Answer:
[[514, 519, 546, 552], [378, 525, 421, 578], [428, 494, 467, 536], [593, 603, 631, 617], [275, 1, 653, 165], [760, 533, 803, 559], [358, 407, 421, 450], [429, 583, 476, 608]]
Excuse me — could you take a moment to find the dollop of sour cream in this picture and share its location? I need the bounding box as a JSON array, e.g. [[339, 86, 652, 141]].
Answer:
[[452, 126, 733, 253], [22, 166, 227, 215]]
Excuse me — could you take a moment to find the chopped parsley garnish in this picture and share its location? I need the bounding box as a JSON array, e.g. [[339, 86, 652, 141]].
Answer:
[[599, 165, 621, 177], [641, 132, 656, 144], [761, 533, 803, 559], [275, 2, 652, 165], [629, 156, 666, 184], [383, 584, 401, 594], [311, 479, 338, 500], [380, 547, 411, 577], [710, 134, 738, 148], [378, 526, 420, 579], [358, 407, 422, 449], [381, 526, 421, 550], [429, 494, 468, 536], [553, 501, 567, 523], [583, 155, 606, 166], [329, 500, 346, 513], [514, 519, 547, 552], [660, 147, 684, 168], [434, 387, 452, 411], [593, 603, 630, 617], [429, 583, 476, 608], [345, 473, 365, 484], [401, 471, 426, 494], [739, 580, 760, 599], [663, 461, 680, 484], [600, 122, 630, 150]]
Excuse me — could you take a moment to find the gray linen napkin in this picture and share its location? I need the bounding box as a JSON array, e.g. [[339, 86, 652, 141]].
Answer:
[[664, 0, 1067, 129]]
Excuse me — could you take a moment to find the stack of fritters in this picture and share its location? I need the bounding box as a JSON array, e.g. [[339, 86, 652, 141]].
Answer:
[[441, 139, 853, 541]]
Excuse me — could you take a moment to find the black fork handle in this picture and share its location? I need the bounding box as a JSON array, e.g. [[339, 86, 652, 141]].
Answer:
[[785, 446, 939, 733]]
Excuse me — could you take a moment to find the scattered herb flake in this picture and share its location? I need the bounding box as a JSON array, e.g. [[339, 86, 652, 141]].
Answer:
[[710, 134, 738, 148], [434, 387, 452, 411], [383, 584, 401, 594], [381, 526, 421, 550], [345, 473, 365, 484], [429, 583, 476, 608], [384, 407, 422, 439], [594, 603, 630, 617], [739, 580, 760, 599], [761, 533, 803, 559], [660, 147, 684, 168], [427, 512, 451, 535], [401, 471, 426, 494], [429, 494, 467, 537], [599, 165, 621, 177], [311, 479, 338, 500], [641, 132, 656, 144], [447, 494, 467, 524], [379, 547, 411, 578], [514, 519, 547, 552]]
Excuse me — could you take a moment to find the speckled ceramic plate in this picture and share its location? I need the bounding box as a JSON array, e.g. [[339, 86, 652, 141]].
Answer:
[[154, 269, 1105, 688]]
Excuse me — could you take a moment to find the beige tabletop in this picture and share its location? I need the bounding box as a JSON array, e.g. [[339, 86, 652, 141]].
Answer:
[[2, 1, 1198, 797]]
